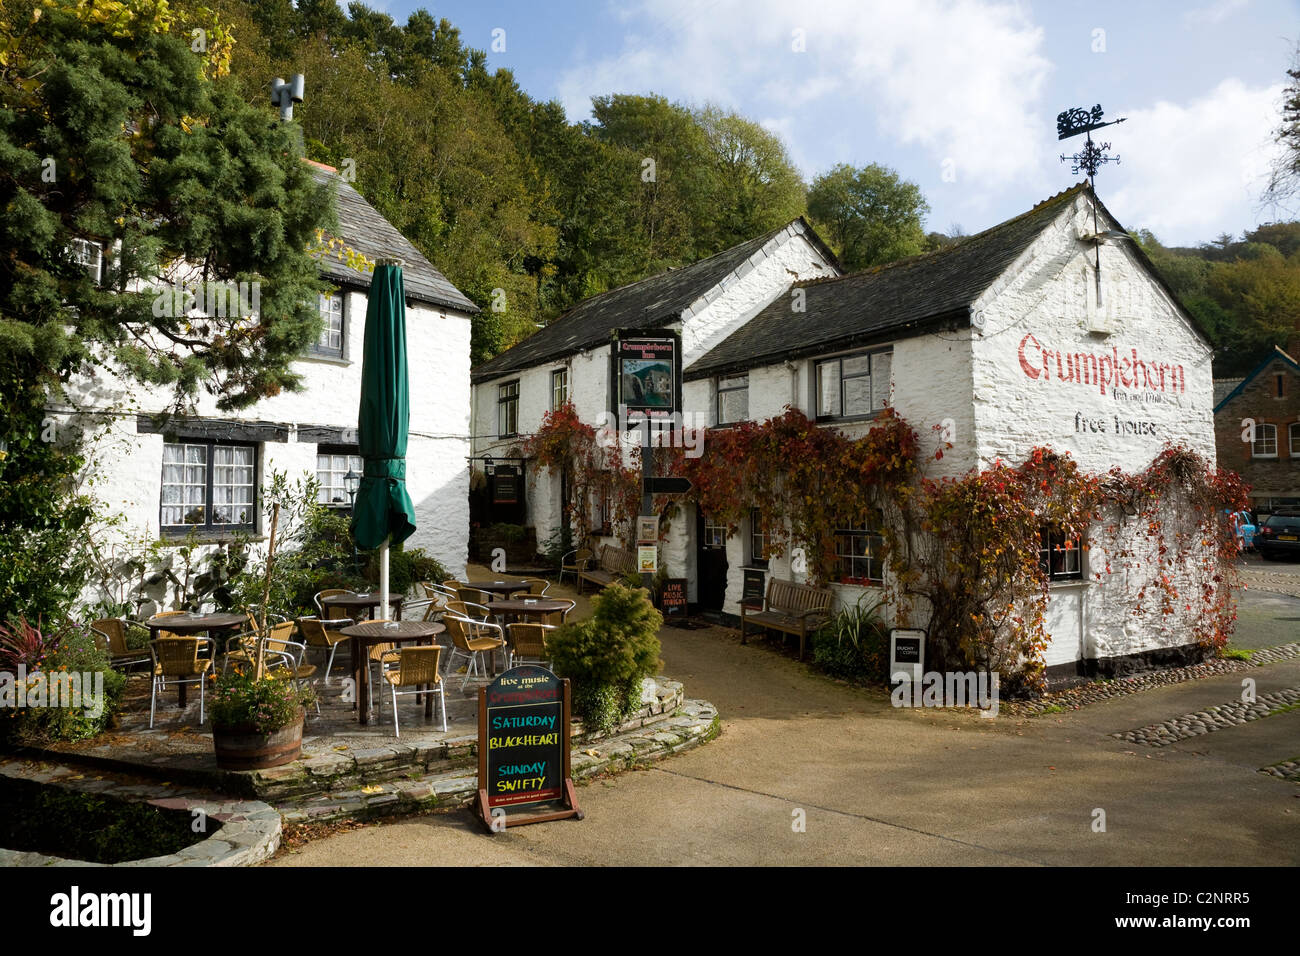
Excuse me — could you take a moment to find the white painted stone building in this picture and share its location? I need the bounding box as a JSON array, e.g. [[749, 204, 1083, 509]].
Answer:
[[471, 186, 1221, 678], [65, 162, 477, 584]]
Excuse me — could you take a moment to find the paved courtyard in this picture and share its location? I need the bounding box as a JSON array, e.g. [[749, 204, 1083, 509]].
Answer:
[[270, 589, 1300, 867]]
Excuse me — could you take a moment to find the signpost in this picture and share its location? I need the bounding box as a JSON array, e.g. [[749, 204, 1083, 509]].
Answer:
[[643, 476, 692, 495], [476, 664, 583, 831]]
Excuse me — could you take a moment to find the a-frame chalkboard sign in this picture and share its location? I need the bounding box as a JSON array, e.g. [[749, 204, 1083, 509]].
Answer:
[[476, 664, 583, 832]]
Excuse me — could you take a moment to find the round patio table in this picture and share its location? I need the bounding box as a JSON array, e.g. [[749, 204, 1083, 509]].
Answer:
[[462, 579, 531, 599], [320, 592, 405, 622], [340, 620, 446, 725], [144, 612, 246, 706], [489, 598, 570, 622]]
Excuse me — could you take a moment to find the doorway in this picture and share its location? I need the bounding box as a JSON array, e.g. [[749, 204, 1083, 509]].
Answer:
[[695, 510, 729, 612]]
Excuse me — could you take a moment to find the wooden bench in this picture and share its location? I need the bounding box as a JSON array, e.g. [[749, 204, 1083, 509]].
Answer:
[[740, 578, 834, 660], [577, 545, 636, 593]]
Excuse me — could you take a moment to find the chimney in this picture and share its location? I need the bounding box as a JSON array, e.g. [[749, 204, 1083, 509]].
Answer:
[[270, 74, 304, 122]]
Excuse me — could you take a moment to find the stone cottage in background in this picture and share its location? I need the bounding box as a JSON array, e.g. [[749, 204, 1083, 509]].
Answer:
[[62, 161, 477, 592], [1213, 345, 1300, 515]]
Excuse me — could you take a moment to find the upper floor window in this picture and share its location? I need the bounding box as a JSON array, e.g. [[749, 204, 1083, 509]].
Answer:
[[1252, 423, 1278, 458], [498, 380, 520, 438], [716, 374, 749, 425], [551, 368, 569, 411], [317, 447, 362, 507], [161, 441, 256, 534], [1290, 422, 1300, 458], [314, 293, 344, 356], [72, 239, 103, 285], [815, 349, 891, 421], [1038, 527, 1082, 581], [1277, 373, 1285, 398]]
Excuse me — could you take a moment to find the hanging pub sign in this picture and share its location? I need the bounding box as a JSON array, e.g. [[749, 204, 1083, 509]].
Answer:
[[476, 665, 583, 831], [659, 578, 688, 616], [491, 466, 519, 505], [615, 329, 681, 418]]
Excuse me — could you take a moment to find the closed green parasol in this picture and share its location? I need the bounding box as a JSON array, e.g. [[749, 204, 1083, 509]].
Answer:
[[350, 259, 416, 618]]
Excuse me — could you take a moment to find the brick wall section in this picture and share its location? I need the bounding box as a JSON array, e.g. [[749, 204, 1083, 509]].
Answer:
[[1214, 355, 1300, 504]]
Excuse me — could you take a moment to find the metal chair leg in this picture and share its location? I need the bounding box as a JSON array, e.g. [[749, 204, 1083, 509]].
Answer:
[[391, 684, 400, 738], [149, 677, 157, 728]]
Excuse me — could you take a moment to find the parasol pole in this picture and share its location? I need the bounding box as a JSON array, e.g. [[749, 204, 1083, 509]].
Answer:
[[380, 534, 391, 621]]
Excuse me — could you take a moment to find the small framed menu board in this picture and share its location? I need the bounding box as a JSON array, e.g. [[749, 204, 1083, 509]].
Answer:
[[659, 578, 688, 617], [476, 665, 583, 831], [740, 567, 766, 609]]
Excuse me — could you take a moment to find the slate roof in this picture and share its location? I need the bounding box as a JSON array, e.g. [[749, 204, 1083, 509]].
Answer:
[[307, 162, 477, 314], [1213, 378, 1245, 407], [685, 185, 1098, 380], [1212, 346, 1300, 413], [471, 218, 837, 383]]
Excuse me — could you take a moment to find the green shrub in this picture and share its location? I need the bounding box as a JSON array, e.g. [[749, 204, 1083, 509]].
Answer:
[[548, 584, 662, 732], [365, 546, 449, 596], [811, 595, 890, 684], [486, 522, 528, 543], [0, 627, 126, 744]]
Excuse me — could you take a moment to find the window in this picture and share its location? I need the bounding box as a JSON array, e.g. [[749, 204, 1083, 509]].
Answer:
[[835, 513, 884, 584], [314, 293, 344, 356], [592, 478, 614, 535], [815, 349, 891, 420], [1290, 422, 1300, 458], [1277, 374, 1285, 398], [72, 239, 103, 285], [1038, 527, 1083, 581], [1252, 423, 1278, 458], [498, 380, 519, 438], [749, 508, 768, 567], [551, 368, 569, 410], [316, 448, 362, 507], [161, 441, 256, 533], [716, 374, 749, 425], [702, 520, 727, 549]]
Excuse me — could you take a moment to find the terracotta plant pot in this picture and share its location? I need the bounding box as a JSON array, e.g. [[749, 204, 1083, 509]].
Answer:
[[212, 708, 305, 771]]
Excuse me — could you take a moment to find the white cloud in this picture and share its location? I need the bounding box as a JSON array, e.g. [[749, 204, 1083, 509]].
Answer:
[[1106, 79, 1285, 244], [554, 0, 1053, 188]]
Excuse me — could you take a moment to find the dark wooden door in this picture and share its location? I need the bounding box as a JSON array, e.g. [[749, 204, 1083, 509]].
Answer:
[[696, 510, 728, 612]]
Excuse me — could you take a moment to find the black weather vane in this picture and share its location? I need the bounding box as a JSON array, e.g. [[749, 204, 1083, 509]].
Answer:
[[1057, 103, 1125, 181]]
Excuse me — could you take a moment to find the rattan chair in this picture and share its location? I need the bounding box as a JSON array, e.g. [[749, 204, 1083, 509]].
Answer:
[[506, 622, 555, 669], [443, 613, 506, 690], [314, 589, 357, 630], [262, 622, 320, 715], [297, 616, 350, 685], [149, 637, 212, 727], [456, 585, 494, 606], [89, 618, 150, 670], [559, 548, 592, 586], [510, 577, 552, 597], [378, 645, 446, 737]]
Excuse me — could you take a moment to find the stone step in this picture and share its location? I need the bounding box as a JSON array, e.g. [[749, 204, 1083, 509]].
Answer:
[[277, 699, 721, 826]]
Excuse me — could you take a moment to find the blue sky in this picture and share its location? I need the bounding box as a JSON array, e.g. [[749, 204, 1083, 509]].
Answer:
[[370, 0, 1298, 245]]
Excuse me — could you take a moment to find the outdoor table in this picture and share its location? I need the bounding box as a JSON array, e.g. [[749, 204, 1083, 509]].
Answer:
[[489, 598, 569, 622], [144, 612, 246, 707], [320, 591, 405, 622], [340, 620, 446, 725], [463, 579, 531, 600]]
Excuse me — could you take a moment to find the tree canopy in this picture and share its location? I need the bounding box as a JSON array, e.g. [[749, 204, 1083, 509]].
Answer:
[[807, 163, 931, 271]]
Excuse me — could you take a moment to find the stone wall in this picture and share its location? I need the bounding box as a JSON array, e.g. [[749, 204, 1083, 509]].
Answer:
[[1213, 354, 1300, 505]]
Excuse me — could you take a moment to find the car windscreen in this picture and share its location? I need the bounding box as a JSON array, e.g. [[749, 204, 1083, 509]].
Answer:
[[1264, 515, 1300, 530]]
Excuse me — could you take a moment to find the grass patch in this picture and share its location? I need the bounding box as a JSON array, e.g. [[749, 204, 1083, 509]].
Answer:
[[1219, 646, 1255, 661], [1039, 703, 1067, 715]]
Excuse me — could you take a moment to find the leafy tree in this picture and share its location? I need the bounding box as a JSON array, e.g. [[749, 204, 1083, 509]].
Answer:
[[1265, 42, 1300, 207], [807, 163, 930, 270]]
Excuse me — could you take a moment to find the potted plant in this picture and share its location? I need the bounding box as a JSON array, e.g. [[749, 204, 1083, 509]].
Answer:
[[209, 474, 315, 770]]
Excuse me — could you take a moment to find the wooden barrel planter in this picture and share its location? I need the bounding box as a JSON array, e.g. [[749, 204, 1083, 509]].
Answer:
[[212, 710, 305, 771]]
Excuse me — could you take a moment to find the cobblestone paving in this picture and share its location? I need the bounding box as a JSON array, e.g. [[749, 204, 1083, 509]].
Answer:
[[1003, 643, 1300, 717], [1260, 758, 1300, 782], [1241, 567, 1300, 598], [1111, 685, 1300, 747]]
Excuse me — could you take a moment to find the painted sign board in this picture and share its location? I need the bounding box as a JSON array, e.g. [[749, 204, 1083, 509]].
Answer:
[[476, 665, 583, 831], [616, 330, 681, 418], [660, 578, 688, 616], [637, 546, 658, 575], [890, 629, 926, 686]]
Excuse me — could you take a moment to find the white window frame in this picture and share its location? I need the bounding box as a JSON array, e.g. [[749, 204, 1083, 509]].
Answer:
[[72, 239, 103, 285], [316, 448, 363, 508], [834, 516, 885, 585], [313, 292, 345, 356], [1252, 423, 1278, 459], [1038, 527, 1083, 582], [749, 508, 769, 567], [551, 367, 569, 411]]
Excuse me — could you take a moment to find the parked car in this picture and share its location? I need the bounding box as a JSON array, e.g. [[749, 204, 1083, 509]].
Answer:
[[1256, 510, 1300, 560]]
